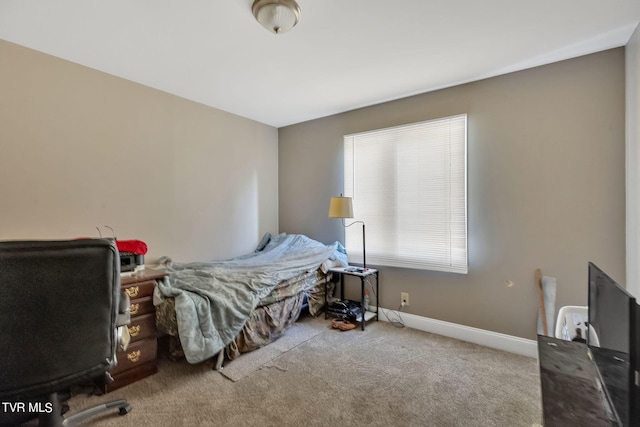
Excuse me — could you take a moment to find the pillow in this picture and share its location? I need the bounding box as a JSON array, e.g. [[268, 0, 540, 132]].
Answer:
[[255, 232, 272, 252]]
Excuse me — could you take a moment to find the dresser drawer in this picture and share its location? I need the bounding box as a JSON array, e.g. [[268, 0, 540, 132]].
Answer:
[[112, 338, 157, 375], [122, 279, 156, 300], [107, 361, 157, 393], [127, 313, 156, 342], [129, 295, 154, 317]]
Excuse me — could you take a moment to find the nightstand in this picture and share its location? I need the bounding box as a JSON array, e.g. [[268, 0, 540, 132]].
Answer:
[[325, 267, 379, 330], [106, 268, 167, 392]]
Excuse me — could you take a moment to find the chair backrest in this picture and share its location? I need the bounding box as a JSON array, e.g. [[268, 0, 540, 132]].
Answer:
[[0, 239, 120, 400]]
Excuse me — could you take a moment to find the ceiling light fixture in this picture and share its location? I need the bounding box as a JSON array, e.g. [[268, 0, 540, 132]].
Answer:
[[252, 0, 301, 34]]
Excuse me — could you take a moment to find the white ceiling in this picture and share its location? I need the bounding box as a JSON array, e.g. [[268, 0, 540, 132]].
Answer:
[[1, 1, 639, 128]]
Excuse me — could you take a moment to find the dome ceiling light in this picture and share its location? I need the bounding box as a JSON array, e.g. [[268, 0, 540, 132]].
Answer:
[[252, 0, 301, 34]]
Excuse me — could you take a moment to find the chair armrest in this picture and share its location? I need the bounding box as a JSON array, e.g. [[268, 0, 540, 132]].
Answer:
[[117, 291, 131, 327], [117, 291, 131, 351]]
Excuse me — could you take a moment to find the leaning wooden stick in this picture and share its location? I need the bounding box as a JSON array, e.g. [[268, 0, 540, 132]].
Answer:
[[536, 268, 548, 336]]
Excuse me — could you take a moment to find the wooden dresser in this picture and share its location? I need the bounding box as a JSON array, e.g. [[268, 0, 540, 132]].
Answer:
[[107, 268, 167, 392]]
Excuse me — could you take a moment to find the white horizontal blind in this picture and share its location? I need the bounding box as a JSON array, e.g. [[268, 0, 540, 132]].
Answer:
[[344, 114, 467, 273]]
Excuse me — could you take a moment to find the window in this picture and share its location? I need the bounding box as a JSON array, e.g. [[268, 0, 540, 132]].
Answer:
[[343, 114, 467, 273]]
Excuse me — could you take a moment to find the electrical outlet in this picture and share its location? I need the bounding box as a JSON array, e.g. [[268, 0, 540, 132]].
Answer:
[[401, 292, 409, 306]]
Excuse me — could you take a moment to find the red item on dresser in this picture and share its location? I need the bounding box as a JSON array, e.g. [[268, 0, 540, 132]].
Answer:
[[116, 240, 148, 255]]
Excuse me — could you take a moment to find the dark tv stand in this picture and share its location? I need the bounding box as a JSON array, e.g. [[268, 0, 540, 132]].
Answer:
[[538, 335, 617, 426]]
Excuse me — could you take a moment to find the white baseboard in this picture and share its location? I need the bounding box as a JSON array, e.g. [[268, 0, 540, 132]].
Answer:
[[377, 308, 538, 359]]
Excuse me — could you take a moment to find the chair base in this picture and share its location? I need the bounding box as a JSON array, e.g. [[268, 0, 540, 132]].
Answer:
[[28, 393, 131, 427], [61, 399, 131, 426]]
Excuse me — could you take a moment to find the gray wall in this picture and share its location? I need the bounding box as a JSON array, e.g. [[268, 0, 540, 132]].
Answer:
[[279, 48, 626, 340], [0, 40, 279, 262]]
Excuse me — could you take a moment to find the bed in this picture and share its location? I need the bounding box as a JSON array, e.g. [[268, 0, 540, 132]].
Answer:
[[152, 233, 347, 368]]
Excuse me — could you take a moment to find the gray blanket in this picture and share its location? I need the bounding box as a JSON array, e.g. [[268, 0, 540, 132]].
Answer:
[[156, 233, 348, 363]]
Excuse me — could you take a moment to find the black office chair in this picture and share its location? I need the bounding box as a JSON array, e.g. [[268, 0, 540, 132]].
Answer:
[[0, 239, 132, 426]]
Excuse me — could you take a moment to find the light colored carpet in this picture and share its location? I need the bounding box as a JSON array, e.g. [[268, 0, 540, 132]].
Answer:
[[220, 317, 328, 381], [66, 314, 543, 426]]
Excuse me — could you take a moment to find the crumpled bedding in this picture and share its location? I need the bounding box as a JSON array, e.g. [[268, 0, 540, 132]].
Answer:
[[155, 233, 347, 363], [156, 268, 336, 362]]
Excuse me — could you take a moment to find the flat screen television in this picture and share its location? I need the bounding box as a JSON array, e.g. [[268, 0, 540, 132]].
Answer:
[[588, 262, 639, 426]]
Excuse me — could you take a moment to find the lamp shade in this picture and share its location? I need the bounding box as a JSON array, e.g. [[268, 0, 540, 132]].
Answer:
[[328, 197, 354, 219], [252, 0, 301, 34]]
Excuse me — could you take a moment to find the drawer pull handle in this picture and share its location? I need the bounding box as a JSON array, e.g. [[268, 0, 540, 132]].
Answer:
[[128, 325, 141, 337], [127, 350, 141, 363], [130, 303, 140, 315], [125, 286, 139, 298]]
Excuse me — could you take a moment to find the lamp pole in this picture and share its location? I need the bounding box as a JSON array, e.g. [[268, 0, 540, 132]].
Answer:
[[362, 222, 366, 269]]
